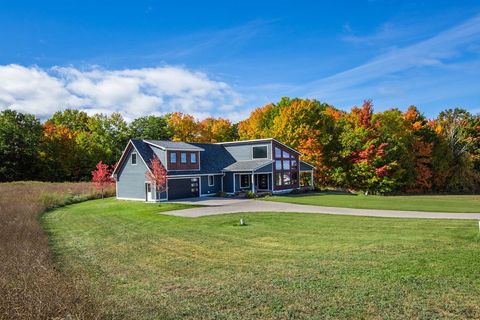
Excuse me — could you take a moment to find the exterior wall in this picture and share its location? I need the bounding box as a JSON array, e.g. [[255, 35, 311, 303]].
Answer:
[[272, 140, 300, 191], [151, 146, 167, 167], [117, 146, 150, 200], [200, 175, 222, 195], [223, 142, 272, 161], [223, 172, 234, 193], [167, 150, 200, 171]]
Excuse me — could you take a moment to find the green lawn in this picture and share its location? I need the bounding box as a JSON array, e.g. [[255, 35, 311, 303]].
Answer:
[[43, 199, 480, 319], [263, 193, 480, 213]]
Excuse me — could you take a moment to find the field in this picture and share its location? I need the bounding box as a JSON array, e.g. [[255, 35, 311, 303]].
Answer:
[[0, 181, 115, 319], [43, 198, 480, 319], [263, 193, 480, 213]]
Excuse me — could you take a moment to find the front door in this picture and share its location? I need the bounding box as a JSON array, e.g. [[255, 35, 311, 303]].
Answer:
[[145, 183, 153, 201], [257, 174, 269, 190]]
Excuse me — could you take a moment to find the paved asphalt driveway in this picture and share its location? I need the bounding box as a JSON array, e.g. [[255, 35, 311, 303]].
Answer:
[[167, 197, 480, 219]]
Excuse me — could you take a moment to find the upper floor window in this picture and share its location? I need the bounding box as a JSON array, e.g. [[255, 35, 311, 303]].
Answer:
[[170, 152, 177, 163], [282, 150, 290, 159], [190, 152, 197, 163], [131, 152, 137, 165], [180, 152, 187, 163], [253, 146, 268, 159], [275, 147, 282, 158]]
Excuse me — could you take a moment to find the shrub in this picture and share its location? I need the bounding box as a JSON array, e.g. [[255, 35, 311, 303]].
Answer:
[[245, 191, 256, 199]]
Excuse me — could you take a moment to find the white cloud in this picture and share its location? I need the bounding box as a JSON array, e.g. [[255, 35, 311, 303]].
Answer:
[[0, 64, 244, 121]]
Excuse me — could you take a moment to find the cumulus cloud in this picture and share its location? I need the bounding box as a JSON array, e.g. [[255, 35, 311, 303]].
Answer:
[[0, 64, 244, 121]]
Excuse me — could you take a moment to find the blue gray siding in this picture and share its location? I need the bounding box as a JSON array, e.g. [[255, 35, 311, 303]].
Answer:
[[300, 161, 315, 171], [223, 142, 272, 161], [223, 172, 234, 193], [117, 146, 149, 200], [151, 146, 167, 167], [201, 175, 222, 195]]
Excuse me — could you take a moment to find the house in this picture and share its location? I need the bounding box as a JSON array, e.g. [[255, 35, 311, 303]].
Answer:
[[112, 138, 315, 201]]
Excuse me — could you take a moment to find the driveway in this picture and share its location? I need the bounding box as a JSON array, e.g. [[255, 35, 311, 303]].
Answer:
[[168, 197, 480, 219]]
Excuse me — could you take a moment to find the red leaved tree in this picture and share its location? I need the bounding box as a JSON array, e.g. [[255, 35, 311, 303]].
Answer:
[[145, 156, 168, 202], [91, 161, 114, 198]]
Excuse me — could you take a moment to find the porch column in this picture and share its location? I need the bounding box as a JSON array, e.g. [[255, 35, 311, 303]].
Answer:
[[251, 173, 255, 194]]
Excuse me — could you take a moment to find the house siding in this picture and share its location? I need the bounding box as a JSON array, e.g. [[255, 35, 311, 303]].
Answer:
[[223, 172, 234, 193], [151, 147, 167, 168], [167, 150, 200, 170], [254, 163, 273, 173], [117, 146, 149, 200], [201, 175, 221, 195], [223, 142, 272, 161]]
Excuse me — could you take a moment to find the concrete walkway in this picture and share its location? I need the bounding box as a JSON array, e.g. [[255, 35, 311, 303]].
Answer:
[[168, 197, 480, 219]]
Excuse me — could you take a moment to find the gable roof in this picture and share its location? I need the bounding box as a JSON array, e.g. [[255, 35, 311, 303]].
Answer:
[[144, 140, 204, 151], [112, 139, 154, 176]]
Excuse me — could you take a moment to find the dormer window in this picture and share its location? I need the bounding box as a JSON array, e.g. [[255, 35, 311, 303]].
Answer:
[[181, 152, 187, 163], [131, 152, 137, 165], [170, 152, 177, 163], [252, 146, 268, 159], [191, 153, 197, 163]]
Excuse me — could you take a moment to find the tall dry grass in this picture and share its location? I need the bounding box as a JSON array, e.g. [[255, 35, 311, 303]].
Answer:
[[0, 181, 114, 320]]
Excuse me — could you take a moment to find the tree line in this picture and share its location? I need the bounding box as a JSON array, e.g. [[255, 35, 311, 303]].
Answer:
[[0, 98, 478, 193]]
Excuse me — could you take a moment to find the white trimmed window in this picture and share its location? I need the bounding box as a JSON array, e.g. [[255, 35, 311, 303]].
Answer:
[[240, 174, 250, 188], [208, 175, 214, 186], [191, 152, 197, 163], [181, 152, 187, 163], [170, 152, 177, 163], [252, 146, 268, 159], [131, 152, 137, 165]]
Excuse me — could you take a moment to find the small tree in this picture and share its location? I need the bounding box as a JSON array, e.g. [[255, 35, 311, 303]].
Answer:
[[91, 161, 114, 198], [145, 156, 167, 202]]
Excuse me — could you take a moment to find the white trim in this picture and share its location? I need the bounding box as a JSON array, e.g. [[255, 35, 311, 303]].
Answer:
[[117, 196, 168, 202], [131, 152, 138, 165], [114, 140, 152, 175], [167, 173, 223, 178], [208, 175, 215, 187], [200, 193, 216, 197], [143, 140, 204, 152], [251, 144, 270, 160], [272, 188, 294, 194]]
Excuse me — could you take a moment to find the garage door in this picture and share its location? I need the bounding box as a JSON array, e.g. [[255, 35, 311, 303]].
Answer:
[[168, 178, 200, 200]]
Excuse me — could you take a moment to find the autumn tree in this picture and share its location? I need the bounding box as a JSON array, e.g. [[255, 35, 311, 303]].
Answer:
[[145, 156, 168, 202], [91, 161, 114, 198], [166, 112, 198, 142], [198, 117, 235, 142]]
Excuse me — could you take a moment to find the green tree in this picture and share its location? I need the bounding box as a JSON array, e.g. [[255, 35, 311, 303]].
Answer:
[[48, 109, 90, 131], [0, 110, 43, 181], [129, 115, 172, 140]]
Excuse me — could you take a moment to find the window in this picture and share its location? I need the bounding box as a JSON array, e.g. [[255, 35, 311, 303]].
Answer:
[[191, 152, 197, 163], [283, 172, 291, 185], [252, 146, 268, 159], [170, 152, 177, 163], [240, 174, 250, 188], [275, 160, 282, 170], [283, 160, 290, 170], [282, 150, 290, 159], [275, 173, 282, 186], [131, 152, 137, 165], [275, 147, 282, 158], [181, 152, 187, 163], [291, 160, 298, 169], [208, 175, 215, 186]]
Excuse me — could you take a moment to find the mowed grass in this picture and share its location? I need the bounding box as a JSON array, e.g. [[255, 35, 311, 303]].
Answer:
[[263, 193, 480, 213], [43, 199, 480, 319]]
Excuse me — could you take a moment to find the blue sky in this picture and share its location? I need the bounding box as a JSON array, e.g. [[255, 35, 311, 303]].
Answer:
[[0, 1, 479, 121]]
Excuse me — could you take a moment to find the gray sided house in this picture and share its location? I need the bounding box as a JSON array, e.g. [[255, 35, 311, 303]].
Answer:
[[113, 138, 315, 202]]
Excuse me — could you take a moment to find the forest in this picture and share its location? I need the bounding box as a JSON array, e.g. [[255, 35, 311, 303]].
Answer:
[[0, 98, 478, 194]]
